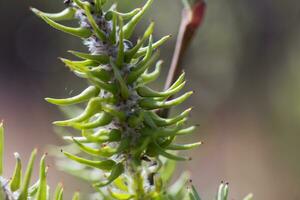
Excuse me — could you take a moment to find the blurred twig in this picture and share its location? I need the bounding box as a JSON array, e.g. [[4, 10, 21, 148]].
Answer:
[[160, 0, 206, 117]]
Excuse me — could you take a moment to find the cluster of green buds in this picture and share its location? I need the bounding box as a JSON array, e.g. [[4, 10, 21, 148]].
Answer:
[[31, 0, 201, 199], [0, 123, 79, 200]]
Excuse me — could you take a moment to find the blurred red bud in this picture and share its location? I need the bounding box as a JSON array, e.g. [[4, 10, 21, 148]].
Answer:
[[189, 0, 206, 29]]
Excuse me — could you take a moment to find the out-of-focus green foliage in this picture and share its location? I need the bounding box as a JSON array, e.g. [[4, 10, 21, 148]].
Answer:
[[0, 123, 80, 200]]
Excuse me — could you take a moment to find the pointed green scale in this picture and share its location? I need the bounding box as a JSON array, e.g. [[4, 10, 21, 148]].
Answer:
[[165, 142, 202, 151], [89, 75, 118, 94], [109, 9, 117, 44], [101, 104, 126, 121], [95, 0, 107, 12], [116, 17, 125, 67], [154, 125, 196, 137], [18, 149, 37, 200], [10, 153, 22, 192], [88, 67, 112, 82], [111, 60, 129, 100], [125, 22, 155, 62], [139, 91, 193, 110], [140, 60, 163, 84], [29, 179, 43, 197], [189, 185, 202, 200], [223, 183, 229, 200], [61, 58, 99, 71], [110, 192, 133, 200], [71, 112, 113, 130], [45, 86, 100, 106], [137, 82, 185, 98], [83, 3, 107, 41], [32, 10, 92, 38], [127, 50, 160, 84], [152, 141, 188, 161], [73, 138, 117, 157], [36, 154, 48, 200], [63, 151, 116, 170], [148, 108, 192, 126], [53, 97, 103, 126], [109, 8, 141, 20], [138, 35, 154, 67], [64, 129, 121, 143], [68, 50, 110, 64], [60, 58, 100, 75], [30, 7, 76, 21], [132, 137, 151, 158], [123, 0, 154, 39], [94, 163, 124, 187], [135, 35, 172, 58], [113, 177, 129, 192], [217, 183, 225, 200], [72, 0, 85, 9]]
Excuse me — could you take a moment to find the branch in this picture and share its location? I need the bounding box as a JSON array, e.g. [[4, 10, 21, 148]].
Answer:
[[160, 0, 206, 117]]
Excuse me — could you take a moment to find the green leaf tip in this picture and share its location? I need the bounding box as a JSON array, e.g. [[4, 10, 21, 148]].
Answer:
[[10, 152, 22, 192], [18, 149, 37, 200], [36, 154, 48, 200]]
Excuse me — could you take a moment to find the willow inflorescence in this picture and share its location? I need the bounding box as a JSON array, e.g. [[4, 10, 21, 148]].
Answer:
[[0, 0, 253, 199], [30, 0, 201, 199]]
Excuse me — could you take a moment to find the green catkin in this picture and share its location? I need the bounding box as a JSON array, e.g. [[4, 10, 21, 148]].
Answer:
[[0, 1, 254, 199], [32, 0, 199, 199]]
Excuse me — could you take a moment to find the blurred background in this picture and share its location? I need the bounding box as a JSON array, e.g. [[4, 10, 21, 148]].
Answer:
[[0, 0, 300, 199]]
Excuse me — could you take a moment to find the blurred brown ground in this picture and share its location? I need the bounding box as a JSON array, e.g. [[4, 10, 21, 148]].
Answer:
[[0, 0, 300, 199]]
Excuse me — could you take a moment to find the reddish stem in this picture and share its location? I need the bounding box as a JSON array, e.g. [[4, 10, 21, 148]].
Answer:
[[160, 0, 206, 117]]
